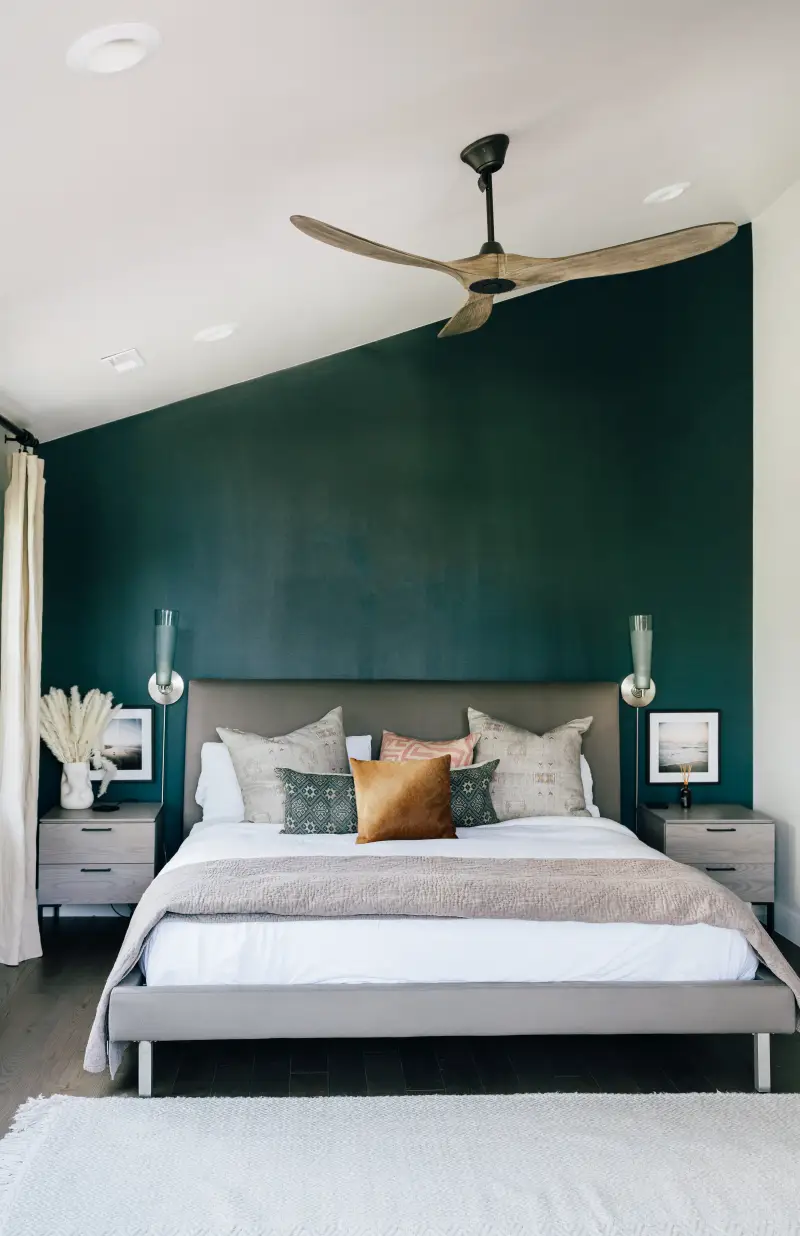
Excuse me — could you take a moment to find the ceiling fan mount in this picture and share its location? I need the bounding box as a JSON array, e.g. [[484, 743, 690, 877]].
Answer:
[[290, 135, 737, 339], [459, 133, 510, 179]]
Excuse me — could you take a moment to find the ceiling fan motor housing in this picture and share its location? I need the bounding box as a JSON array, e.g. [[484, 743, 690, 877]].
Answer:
[[469, 277, 516, 295]]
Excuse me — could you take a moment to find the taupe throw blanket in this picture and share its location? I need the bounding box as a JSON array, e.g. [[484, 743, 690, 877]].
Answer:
[[85, 855, 800, 1074]]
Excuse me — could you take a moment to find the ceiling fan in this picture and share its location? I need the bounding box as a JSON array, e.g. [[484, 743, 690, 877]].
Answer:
[[291, 134, 737, 339]]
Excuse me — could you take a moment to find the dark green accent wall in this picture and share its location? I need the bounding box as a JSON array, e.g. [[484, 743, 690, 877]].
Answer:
[[41, 227, 753, 851]]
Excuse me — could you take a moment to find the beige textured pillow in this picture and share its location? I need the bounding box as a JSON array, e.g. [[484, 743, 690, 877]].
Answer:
[[218, 707, 348, 823], [467, 708, 592, 820]]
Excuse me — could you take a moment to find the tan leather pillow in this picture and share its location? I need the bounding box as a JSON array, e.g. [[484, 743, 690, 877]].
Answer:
[[351, 755, 456, 844]]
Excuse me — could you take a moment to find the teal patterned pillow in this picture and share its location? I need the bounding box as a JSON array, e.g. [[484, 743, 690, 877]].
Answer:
[[278, 760, 499, 834], [450, 760, 500, 827], [277, 768, 358, 835]]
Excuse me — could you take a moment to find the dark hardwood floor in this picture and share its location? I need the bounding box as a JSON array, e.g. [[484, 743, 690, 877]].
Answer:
[[2, 918, 800, 1134]]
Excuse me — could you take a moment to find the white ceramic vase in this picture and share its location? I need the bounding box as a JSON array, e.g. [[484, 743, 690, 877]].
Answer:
[[60, 761, 94, 810]]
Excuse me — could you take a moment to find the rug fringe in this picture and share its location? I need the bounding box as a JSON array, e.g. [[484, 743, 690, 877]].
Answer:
[[0, 1097, 68, 1218]]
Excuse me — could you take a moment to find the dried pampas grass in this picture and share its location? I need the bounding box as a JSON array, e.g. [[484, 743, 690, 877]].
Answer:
[[40, 687, 122, 796]]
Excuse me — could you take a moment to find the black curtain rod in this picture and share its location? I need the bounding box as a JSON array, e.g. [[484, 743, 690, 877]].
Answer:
[[0, 412, 39, 453]]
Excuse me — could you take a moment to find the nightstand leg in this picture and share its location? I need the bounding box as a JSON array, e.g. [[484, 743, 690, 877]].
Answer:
[[138, 1041, 153, 1097], [754, 1033, 771, 1093], [766, 904, 774, 934]]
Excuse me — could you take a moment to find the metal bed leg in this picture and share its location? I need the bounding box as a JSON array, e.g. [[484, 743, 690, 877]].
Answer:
[[753, 1033, 771, 1093], [138, 1041, 153, 1097]]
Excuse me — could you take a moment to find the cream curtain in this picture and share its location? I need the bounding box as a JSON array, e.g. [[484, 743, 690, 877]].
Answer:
[[0, 452, 44, 964]]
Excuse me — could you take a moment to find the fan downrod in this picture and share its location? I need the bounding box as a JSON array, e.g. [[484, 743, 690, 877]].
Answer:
[[460, 134, 516, 294]]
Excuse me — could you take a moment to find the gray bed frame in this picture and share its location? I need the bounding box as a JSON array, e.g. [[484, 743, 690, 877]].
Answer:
[[108, 679, 794, 1095]]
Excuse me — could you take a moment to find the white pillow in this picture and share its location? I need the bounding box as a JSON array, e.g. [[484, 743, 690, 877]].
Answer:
[[345, 734, 372, 762], [195, 735, 373, 823], [195, 741, 244, 824], [581, 754, 600, 817]]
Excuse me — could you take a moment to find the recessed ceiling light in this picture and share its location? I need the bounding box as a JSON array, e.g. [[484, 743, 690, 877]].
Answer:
[[193, 323, 238, 343], [644, 182, 691, 205], [103, 348, 145, 374], [66, 23, 161, 75]]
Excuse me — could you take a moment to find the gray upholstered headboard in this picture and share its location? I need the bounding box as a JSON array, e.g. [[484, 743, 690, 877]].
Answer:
[[182, 680, 621, 835]]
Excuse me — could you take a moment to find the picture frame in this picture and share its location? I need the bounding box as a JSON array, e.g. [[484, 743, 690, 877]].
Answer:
[[90, 705, 154, 783], [647, 710, 720, 785]]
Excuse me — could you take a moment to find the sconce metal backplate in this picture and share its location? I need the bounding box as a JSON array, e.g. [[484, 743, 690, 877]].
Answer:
[[147, 671, 185, 706], [620, 673, 656, 708]]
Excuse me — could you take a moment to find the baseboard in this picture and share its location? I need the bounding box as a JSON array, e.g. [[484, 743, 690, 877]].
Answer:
[[774, 901, 800, 947]]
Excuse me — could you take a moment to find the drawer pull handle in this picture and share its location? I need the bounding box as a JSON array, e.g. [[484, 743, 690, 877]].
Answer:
[[81, 827, 113, 832], [706, 827, 736, 832], [706, 865, 736, 872], [80, 867, 111, 873]]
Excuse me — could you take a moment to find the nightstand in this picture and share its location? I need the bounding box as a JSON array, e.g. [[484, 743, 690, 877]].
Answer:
[[37, 802, 163, 919], [638, 803, 775, 931]]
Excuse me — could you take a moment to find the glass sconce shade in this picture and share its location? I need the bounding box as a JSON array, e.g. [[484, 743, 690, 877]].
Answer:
[[629, 614, 653, 690], [154, 609, 179, 687]]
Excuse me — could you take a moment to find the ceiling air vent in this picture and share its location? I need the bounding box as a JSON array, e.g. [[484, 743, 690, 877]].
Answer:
[[102, 348, 145, 374]]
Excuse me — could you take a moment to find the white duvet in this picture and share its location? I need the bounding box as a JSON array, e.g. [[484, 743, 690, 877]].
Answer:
[[141, 816, 758, 987]]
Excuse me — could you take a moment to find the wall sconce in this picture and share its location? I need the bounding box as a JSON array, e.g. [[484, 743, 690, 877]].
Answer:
[[147, 608, 184, 805], [620, 614, 656, 825]]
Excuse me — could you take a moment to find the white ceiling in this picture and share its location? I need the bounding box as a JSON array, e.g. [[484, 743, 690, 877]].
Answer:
[[2, 0, 800, 442]]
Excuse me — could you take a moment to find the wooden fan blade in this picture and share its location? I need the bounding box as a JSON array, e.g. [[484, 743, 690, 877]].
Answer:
[[290, 216, 465, 282], [506, 223, 738, 288], [437, 293, 494, 338]]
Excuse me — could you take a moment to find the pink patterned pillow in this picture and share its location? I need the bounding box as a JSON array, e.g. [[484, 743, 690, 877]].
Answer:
[[379, 730, 477, 769]]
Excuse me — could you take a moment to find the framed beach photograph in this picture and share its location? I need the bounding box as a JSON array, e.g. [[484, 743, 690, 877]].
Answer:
[[647, 710, 720, 784], [90, 705, 154, 783]]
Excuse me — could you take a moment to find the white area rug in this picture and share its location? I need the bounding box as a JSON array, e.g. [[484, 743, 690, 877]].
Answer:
[[1, 1092, 799, 1235]]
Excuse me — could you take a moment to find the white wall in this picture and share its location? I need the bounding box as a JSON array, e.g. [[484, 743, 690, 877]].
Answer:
[[753, 176, 800, 944]]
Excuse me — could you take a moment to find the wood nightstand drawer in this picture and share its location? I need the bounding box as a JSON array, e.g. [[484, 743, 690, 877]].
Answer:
[[38, 864, 153, 905], [666, 823, 774, 866], [39, 820, 155, 865], [690, 863, 774, 903], [638, 805, 775, 924]]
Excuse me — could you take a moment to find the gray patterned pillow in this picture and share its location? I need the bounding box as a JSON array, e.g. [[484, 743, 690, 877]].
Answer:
[[468, 709, 591, 820], [277, 760, 500, 834], [450, 760, 500, 827], [218, 708, 348, 823], [278, 768, 358, 835]]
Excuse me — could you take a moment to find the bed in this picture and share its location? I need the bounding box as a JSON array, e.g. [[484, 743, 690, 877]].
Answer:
[[105, 679, 796, 1095]]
